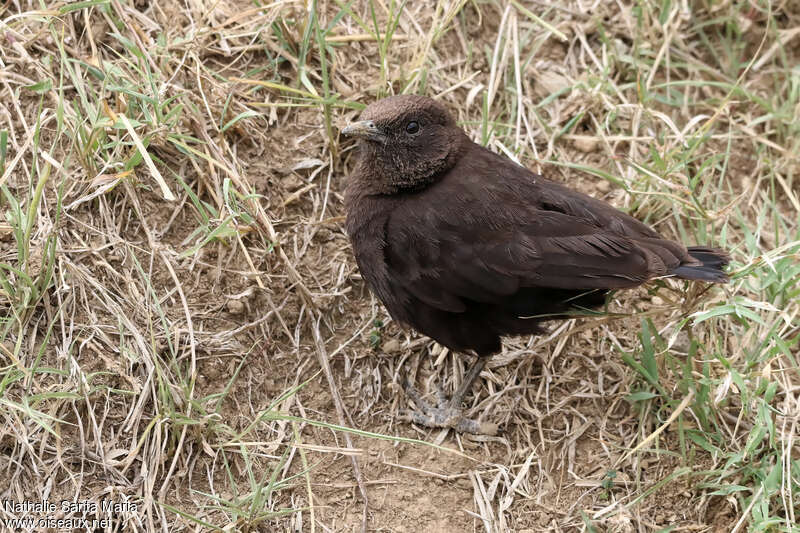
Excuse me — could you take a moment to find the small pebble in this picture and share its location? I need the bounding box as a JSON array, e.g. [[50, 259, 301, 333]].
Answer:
[[382, 339, 401, 354], [573, 136, 599, 153], [226, 299, 245, 314]]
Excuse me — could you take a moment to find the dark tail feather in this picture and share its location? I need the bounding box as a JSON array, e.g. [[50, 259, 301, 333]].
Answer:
[[671, 246, 730, 283]]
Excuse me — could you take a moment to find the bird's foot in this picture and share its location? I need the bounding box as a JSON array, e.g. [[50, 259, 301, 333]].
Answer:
[[398, 379, 499, 436]]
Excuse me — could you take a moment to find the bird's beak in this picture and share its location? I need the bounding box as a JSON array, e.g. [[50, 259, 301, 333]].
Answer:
[[341, 120, 386, 142]]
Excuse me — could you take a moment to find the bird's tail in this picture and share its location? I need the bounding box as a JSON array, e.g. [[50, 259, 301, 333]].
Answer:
[[671, 246, 730, 283]]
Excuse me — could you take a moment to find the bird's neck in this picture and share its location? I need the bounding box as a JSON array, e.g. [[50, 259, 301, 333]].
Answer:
[[352, 132, 466, 196]]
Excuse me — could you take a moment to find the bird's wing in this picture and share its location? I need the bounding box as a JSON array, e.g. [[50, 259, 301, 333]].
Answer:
[[383, 160, 689, 313]]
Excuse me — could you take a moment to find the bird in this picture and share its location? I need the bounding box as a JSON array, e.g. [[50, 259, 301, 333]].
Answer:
[[341, 94, 729, 435]]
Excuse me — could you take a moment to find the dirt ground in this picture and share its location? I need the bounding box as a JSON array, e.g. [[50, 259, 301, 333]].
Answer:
[[1, 0, 798, 532]]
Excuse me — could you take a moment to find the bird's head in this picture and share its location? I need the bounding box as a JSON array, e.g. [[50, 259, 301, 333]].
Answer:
[[342, 95, 465, 194]]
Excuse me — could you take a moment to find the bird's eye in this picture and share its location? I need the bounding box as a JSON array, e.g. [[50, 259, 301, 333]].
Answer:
[[405, 121, 420, 135]]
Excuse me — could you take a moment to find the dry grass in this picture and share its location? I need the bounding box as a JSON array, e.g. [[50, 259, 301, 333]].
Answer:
[[0, 0, 798, 531]]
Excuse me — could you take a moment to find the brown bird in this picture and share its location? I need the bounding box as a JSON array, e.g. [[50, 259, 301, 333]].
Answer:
[[342, 95, 728, 435]]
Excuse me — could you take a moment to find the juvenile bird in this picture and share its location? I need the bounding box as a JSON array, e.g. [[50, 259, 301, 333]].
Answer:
[[342, 95, 728, 435]]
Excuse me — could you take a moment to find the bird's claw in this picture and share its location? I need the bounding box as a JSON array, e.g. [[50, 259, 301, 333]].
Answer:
[[399, 379, 499, 436]]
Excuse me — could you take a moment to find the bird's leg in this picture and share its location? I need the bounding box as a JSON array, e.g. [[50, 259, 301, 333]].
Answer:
[[399, 357, 499, 435]]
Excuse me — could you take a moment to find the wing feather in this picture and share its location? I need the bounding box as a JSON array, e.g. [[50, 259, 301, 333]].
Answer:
[[382, 146, 689, 315]]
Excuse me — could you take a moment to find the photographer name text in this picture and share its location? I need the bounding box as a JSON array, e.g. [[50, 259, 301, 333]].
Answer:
[[2, 499, 137, 514]]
